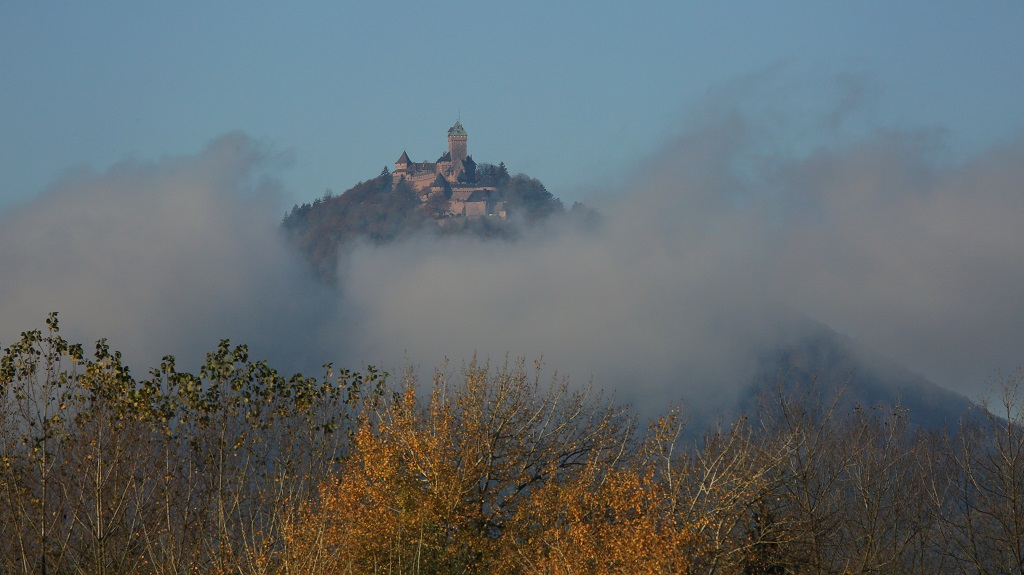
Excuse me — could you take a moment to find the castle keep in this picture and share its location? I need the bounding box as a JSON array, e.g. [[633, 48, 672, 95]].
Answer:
[[392, 121, 504, 219]]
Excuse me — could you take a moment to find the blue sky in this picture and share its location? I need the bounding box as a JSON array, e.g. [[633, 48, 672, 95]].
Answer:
[[3, 2, 1022, 209]]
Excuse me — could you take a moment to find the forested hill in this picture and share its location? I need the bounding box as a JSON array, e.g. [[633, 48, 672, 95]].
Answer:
[[281, 163, 578, 280]]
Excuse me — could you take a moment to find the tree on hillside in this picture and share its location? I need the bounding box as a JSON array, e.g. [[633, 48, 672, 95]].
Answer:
[[423, 190, 450, 219], [475, 162, 511, 187], [498, 174, 564, 223], [281, 174, 428, 280]]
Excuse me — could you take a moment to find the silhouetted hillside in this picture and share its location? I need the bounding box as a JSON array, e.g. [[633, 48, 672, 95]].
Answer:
[[281, 174, 427, 279], [281, 166, 572, 280], [746, 324, 977, 431]]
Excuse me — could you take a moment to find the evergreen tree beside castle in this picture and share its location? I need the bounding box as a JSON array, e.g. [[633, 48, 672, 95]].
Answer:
[[282, 121, 591, 279]]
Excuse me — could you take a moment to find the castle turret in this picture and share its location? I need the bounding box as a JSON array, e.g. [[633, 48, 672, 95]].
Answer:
[[395, 150, 411, 172]]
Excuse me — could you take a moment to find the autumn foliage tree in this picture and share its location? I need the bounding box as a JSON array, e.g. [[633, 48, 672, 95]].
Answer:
[[286, 358, 640, 575], [508, 443, 698, 574]]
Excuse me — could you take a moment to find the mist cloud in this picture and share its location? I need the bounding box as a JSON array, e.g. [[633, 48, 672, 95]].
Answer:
[[3, 104, 1023, 415], [330, 113, 1024, 410], [0, 133, 331, 372]]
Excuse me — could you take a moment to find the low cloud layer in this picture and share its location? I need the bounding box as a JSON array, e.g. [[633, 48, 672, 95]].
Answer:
[[0, 134, 333, 372], [3, 108, 1023, 414]]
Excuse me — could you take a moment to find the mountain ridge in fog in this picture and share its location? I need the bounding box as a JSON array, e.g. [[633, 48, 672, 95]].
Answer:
[[738, 322, 978, 433]]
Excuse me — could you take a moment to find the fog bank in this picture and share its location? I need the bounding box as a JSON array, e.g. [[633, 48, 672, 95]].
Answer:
[[3, 109, 1023, 414]]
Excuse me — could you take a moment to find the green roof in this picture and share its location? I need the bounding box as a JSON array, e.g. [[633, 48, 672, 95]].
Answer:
[[448, 120, 467, 137]]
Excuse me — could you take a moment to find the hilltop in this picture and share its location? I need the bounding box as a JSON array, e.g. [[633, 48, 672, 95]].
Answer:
[[281, 121, 588, 279]]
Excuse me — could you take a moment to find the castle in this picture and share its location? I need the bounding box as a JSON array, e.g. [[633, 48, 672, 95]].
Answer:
[[392, 121, 505, 219]]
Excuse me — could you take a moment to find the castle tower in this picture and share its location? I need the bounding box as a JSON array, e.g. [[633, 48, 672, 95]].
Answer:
[[448, 120, 468, 168], [395, 150, 411, 172]]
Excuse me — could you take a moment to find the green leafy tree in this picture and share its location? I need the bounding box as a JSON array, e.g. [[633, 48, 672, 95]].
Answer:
[[0, 313, 83, 575]]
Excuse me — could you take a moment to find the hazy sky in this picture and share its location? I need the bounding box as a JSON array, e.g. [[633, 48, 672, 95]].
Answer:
[[2, 3, 1024, 413]]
